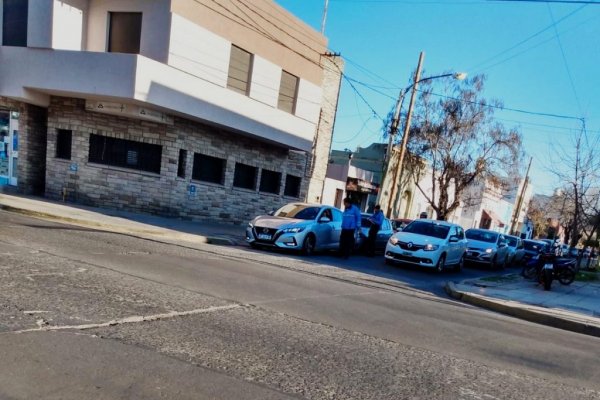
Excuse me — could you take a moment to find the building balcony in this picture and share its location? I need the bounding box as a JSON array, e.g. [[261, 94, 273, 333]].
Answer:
[[0, 46, 317, 151]]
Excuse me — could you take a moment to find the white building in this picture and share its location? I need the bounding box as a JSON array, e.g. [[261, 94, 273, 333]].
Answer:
[[0, 0, 342, 223]]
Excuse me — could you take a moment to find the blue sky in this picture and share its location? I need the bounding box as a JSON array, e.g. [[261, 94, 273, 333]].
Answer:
[[275, 0, 600, 195]]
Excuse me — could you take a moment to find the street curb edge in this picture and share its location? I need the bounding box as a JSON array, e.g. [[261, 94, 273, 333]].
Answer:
[[445, 281, 600, 338]]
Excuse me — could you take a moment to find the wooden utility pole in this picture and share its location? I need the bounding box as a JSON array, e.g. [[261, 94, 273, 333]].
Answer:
[[386, 51, 424, 218], [510, 156, 533, 235]]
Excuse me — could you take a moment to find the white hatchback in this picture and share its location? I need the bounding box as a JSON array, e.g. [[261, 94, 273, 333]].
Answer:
[[384, 219, 468, 272]]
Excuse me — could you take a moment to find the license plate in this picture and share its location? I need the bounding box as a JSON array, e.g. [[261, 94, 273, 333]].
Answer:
[[543, 263, 553, 270], [258, 234, 272, 240], [402, 251, 412, 256]]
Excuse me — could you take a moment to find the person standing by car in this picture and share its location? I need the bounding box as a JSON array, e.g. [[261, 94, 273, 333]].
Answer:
[[366, 205, 384, 257], [339, 198, 361, 259]]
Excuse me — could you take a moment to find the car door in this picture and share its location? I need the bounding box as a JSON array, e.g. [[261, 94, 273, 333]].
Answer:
[[330, 208, 343, 248], [447, 226, 461, 264], [313, 208, 334, 249], [498, 235, 508, 261], [456, 226, 467, 260], [376, 219, 392, 249]]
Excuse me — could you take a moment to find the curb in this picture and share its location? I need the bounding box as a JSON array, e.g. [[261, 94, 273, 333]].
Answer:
[[445, 282, 600, 338], [0, 203, 240, 247]]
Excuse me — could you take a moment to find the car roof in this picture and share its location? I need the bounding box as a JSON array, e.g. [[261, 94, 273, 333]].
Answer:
[[411, 219, 457, 227], [466, 228, 500, 234], [505, 234, 519, 239]]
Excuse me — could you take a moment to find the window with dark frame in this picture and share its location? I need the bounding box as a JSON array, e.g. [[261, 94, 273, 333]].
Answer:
[[108, 12, 142, 54], [2, 0, 28, 47], [259, 169, 281, 194], [177, 149, 187, 178], [233, 163, 257, 190], [284, 174, 301, 198], [88, 134, 162, 174], [227, 45, 253, 95], [278, 70, 299, 114], [55, 129, 72, 160], [192, 153, 226, 185]]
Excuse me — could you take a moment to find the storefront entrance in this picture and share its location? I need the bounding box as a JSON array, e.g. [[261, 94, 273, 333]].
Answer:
[[0, 110, 19, 186]]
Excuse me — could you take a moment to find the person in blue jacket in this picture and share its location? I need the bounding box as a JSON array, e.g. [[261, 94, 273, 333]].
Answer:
[[366, 204, 384, 257], [339, 197, 361, 259]]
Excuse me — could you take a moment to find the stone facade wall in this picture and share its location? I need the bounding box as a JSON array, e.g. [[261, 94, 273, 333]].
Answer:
[[305, 55, 343, 204], [45, 96, 308, 224], [0, 96, 47, 195]]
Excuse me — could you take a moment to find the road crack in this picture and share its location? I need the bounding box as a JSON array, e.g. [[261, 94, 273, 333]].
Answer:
[[8, 304, 241, 334]]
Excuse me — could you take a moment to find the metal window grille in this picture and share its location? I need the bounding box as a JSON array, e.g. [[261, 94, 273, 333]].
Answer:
[[284, 174, 301, 198], [192, 153, 226, 184], [233, 163, 257, 190], [259, 169, 281, 194], [55, 129, 72, 160], [177, 149, 187, 178], [88, 134, 162, 174]]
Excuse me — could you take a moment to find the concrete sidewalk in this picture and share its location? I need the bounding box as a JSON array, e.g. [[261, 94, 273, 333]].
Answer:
[[447, 273, 600, 337], [0, 193, 245, 246]]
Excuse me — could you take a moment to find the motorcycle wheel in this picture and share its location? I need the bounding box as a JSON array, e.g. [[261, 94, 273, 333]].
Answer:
[[543, 269, 553, 291], [557, 269, 576, 285], [522, 264, 538, 279]]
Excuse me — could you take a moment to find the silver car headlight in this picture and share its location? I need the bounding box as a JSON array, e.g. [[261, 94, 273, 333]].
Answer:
[[389, 236, 399, 245], [485, 248, 493, 254], [282, 227, 305, 234], [423, 244, 439, 251]]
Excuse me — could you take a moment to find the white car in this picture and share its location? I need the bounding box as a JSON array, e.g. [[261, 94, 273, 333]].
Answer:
[[384, 220, 468, 272]]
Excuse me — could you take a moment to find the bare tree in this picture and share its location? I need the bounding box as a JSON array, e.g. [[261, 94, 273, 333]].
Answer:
[[404, 75, 523, 220], [549, 131, 600, 247]]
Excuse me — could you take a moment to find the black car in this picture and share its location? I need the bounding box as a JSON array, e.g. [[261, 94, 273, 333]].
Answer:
[[521, 239, 550, 264]]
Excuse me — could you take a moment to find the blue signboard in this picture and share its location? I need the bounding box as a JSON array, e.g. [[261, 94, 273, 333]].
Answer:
[[188, 184, 196, 195], [69, 163, 78, 172]]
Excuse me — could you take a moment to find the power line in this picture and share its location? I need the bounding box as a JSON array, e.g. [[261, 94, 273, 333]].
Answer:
[[467, 4, 587, 71], [547, 4, 584, 114]]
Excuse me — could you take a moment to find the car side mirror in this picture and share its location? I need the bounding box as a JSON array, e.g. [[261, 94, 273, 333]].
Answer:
[[268, 210, 275, 216], [319, 217, 331, 223], [449, 236, 459, 243]]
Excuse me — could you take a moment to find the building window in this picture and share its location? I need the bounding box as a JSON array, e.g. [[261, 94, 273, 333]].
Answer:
[[259, 169, 281, 194], [108, 12, 142, 54], [177, 149, 187, 178], [227, 45, 253, 95], [192, 154, 226, 185], [278, 70, 299, 114], [284, 174, 301, 198], [88, 134, 162, 174], [2, 0, 28, 47], [233, 163, 257, 190], [55, 129, 72, 160]]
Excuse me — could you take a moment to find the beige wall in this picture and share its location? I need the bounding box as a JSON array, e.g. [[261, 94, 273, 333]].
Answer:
[[170, 0, 327, 86]]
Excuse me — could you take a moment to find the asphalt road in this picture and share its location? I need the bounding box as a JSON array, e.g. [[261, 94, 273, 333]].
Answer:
[[0, 211, 599, 400]]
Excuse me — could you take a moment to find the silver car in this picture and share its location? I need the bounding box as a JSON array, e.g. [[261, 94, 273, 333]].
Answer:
[[464, 229, 510, 269], [246, 203, 343, 255]]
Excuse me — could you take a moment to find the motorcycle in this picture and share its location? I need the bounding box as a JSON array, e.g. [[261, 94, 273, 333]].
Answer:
[[522, 251, 576, 291]]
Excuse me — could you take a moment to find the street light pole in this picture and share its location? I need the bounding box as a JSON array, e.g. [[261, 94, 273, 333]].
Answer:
[[382, 52, 467, 218], [386, 52, 424, 218]]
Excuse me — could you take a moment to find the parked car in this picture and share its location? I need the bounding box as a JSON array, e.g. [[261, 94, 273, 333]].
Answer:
[[384, 219, 467, 272], [391, 218, 413, 232], [464, 229, 510, 269], [505, 235, 526, 266], [356, 214, 394, 252], [246, 203, 343, 255], [521, 239, 550, 264]]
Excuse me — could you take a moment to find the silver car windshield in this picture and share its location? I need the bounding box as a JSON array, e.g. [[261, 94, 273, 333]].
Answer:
[[274, 204, 321, 220], [402, 221, 450, 240], [466, 230, 498, 243]]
